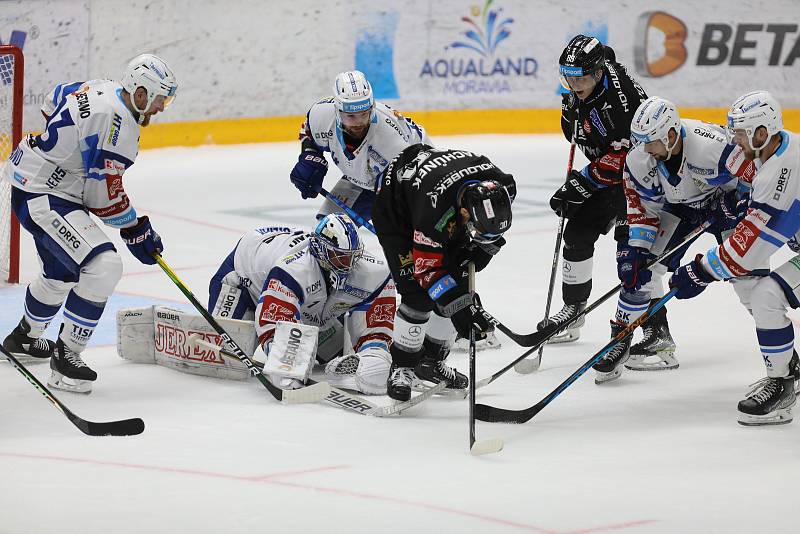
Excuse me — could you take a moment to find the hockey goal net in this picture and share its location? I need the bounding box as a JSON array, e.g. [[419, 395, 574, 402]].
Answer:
[[0, 45, 22, 284]]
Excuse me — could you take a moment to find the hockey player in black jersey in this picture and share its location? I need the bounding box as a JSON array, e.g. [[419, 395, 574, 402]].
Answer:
[[540, 35, 648, 363], [373, 144, 516, 401]]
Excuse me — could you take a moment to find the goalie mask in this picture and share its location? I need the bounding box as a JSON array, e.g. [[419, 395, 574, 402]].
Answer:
[[459, 180, 512, 244], [121, 53, 178, 124], [310, 214, 364, 290]]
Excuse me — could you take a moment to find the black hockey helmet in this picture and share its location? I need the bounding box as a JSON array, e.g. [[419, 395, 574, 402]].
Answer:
[[559, 34, 605, 78], [458, 180, 512, 244]]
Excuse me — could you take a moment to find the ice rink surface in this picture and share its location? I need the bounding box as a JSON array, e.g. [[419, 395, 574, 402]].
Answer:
[[1, 135, 798, 533]]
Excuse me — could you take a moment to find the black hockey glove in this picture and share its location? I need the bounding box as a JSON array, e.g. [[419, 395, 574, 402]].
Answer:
[[433, 282, 491, 341], [550, 170, 598, 218], [453, 237, 506, 273]]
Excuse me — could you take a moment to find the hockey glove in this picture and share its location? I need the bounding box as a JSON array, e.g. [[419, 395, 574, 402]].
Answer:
[[549, 170, 598, 218], [715, 189, 742, 231], [120, 216, 163, 265], [290, 150, 328, 199], [669, 254, 716, 300], [616, 243, 653, 291], [453, 237, 506, 274], [449, 296, 492, 341]]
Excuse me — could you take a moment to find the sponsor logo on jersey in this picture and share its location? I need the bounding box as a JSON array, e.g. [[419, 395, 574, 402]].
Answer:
[[259, 296, 298, 326], [413, 230, 442, 248], [729, 219, 759, 256], [686, 163, 715, 176], [414, 252, 442, 274], [50, 219, 82, 250], [398, 252, 413, 267], [267, 279, 297, 300], [434, 206, 456, 233], [12, 171, 27, 186], [774, 168, 791, 201], [589, 108, 608, 137], [366, 298, 396, 329], [368, 145, 388, 167], [306, 280, 322, 293], [90, 195, 130, 218], [107, 113, 122, 146]]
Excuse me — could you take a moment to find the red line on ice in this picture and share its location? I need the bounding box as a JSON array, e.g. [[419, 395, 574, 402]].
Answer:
[[0, 452, 656, 533]]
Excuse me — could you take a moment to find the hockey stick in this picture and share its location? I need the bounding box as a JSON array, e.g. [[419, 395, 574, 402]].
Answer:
[[154, 254, 330, 404], [1, 345, 144, 436], [475, 219, 713, 389], [475, 289, 678, 424], [318, 187, 377, 234], [515, 122, 578, 374], [468, 262, 503, 455], [188, 335, 447, 416]]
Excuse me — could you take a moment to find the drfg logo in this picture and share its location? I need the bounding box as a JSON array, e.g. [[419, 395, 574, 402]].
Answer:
[[50, 219, 82, 250]]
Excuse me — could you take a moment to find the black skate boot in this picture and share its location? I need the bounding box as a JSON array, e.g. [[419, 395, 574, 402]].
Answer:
[[537, 301, 587, 344], [48, 337, 97, 394], [626, 302, 677, 371], [2, 318, 56, 363], [414, 338, 468, 395], [738, 375, 796, 426], [593, 321, 631, 384], [790, 351, 800, 395], [387, 363, 416, 402]]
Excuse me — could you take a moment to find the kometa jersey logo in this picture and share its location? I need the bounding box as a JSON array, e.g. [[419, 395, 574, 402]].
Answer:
[[419, 0, 538, 95]]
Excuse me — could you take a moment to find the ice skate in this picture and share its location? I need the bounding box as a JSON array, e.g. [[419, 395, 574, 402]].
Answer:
[[593, 321, 631, 384], [538, 301, 586, 344], [2, 319, 55, 363], [48, 338, 97, 394], [738, 375, 796, 426], [625, 305, 677, 371]]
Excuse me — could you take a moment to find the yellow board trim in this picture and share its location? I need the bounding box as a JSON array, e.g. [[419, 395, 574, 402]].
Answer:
[[139, 108, 800, 149]]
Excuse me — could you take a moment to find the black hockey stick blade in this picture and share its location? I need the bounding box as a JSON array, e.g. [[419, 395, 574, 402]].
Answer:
[[2, 346, 145, 436], [73, 416, 145, 437], [475, 290, 677, 424]]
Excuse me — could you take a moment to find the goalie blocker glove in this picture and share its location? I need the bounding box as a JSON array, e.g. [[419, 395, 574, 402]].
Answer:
[[290, 150, 329, 199], [550, 169, 599, 218], [120, 216, 163, 265]]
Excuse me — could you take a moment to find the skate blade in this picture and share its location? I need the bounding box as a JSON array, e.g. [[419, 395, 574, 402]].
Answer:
[[738, 407, 793, 426], [470, 438, 504, 456], [545, 330, 581, 345], [48, 371, 93, 394], [625, 352, 679, 371], [594, 367, 623, 384], [412, 382, 467, 397], [452, 335, 503, 353]]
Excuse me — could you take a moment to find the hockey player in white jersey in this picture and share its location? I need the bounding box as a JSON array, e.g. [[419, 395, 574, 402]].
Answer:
[[1, 54, 177, 393], [594, 97, 754, 383], [670, 91, 800, 425], [289, 70, 430, 221], [207, 214, 395, 393]]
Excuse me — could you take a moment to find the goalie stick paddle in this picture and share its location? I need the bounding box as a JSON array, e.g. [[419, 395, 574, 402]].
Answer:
[[475, 219, 714, 389], [1, 345, 144, 436], [474, 289, 677, 424], [188, 335, 446, 415], [515, 119, 577, 374], [468, 262, 503, 456], [154, 254, 329, 404]]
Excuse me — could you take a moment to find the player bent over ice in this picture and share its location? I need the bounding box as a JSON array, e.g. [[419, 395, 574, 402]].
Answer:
[[207, 214, 395, 393], [373, 144, 515, 402], [595, 97, 753, 383], [669, 91, 800, 425], [289, 70, 429, 221], [1, 54, 177, 393]]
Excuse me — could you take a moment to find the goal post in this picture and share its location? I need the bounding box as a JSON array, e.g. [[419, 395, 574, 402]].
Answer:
[[0, 44, 23, 284]]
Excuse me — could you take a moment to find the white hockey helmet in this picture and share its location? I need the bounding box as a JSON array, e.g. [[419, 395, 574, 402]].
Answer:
[[727, 90, 783, 152], [332, 70, 374, 131], [631, 96, 681, 158], [309, 213, 364, 290], [121, 54, 178, 121]]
